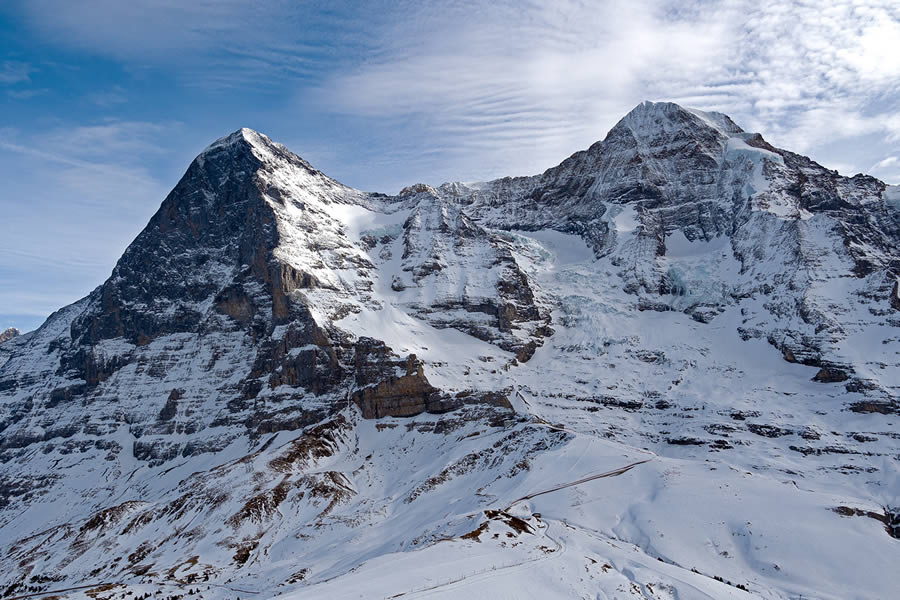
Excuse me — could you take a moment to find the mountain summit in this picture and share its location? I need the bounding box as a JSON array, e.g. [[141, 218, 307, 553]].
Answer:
[[1, 103, 898, 600]]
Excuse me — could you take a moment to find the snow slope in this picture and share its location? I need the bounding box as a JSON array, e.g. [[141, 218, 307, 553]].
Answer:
[[1, 103, 898, 600]]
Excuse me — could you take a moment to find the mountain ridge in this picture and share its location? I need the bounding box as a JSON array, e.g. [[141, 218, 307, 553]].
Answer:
[[0, 101, 898, 600]]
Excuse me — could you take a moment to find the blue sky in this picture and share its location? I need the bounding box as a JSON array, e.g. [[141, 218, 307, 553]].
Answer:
[[2, 0, 899, 333]]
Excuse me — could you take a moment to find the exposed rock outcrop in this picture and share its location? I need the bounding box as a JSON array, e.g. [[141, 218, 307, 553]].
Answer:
[[352, 354, 438, 419]]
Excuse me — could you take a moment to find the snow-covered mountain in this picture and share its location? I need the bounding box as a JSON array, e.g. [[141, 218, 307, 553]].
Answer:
[[1, 102, 898, 600]]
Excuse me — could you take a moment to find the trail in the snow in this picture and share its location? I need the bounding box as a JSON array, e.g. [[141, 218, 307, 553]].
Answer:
[[505, 459, 652, 510], [6, 581, 260, 600], [6, 584, 109, 600], [512, 387, 655, 511]]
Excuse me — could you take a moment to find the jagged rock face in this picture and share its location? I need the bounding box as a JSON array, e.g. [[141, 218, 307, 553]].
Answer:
[[0, 131, 505, 474], [435, 102, 900, 387], [0, 103, 898, 600], [71, 133, 277, 346], [390, 189, 551, 357], [0, 328, 19, 344]]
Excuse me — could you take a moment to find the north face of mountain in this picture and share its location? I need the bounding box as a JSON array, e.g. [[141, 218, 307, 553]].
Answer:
[[0, 103, 898, 600], [0, 129, 519, 484]]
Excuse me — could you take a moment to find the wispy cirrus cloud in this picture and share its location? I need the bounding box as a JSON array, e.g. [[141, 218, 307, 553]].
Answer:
[[0, 60, 33, 84], [309, 0, 900, 183], [34, 120, 179, 160], [310, 0, 732, 179], [872, 156, 898, 170], [8, 0, 899, 182], [0, 121, 176, 328], [6, 88, 47, 100], [870, 155, 900, 186], [86, 85, 128, 107], [9, 0, 372, 89]]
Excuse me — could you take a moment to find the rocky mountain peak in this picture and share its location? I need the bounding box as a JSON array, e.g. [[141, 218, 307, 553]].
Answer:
[[65, 127, 366, 351], [514, 101, 754, 220], [199, 127, 271, 155], [612, 100, 743, 142], [582, 101, 746, 182], [196, 127, 346, 193], [0, 328, 19, 343], [398, 182, 438, 197]]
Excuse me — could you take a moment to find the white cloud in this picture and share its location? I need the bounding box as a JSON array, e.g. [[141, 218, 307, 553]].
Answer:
[[871, 156, 898, 171], [11, 0, 900, 183], [16, 0, 248, 57], [0, 123, 175, 326], [869, 155, 900, 185], [0, 60, 33, 84], [35, 120, 178, 161], [6, 88, 46, 99], [10, 0, 363, 88], [86, 85, 128, 107], [301, 1, 725, 180], [308, 0, 900, 182]]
